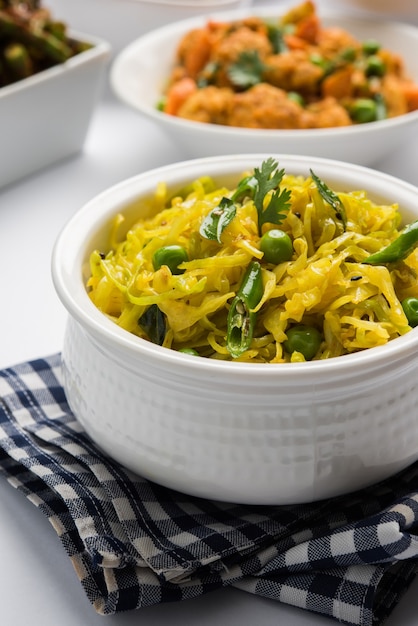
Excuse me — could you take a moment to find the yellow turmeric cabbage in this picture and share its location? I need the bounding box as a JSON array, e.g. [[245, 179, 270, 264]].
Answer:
[[87, 164, 418, 362]]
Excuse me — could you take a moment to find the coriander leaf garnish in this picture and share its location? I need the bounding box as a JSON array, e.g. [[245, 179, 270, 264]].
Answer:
[[253, 158, 291, 234], [200, 159, 291, 242], [199, 197, 237, 243], [258, 186, 292, 232], [310, 169, 347, 230], [227, 50, 265, 89]]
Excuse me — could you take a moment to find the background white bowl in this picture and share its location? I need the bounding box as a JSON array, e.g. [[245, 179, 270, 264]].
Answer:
[[341, 0, 417, 17], [0, 31, 110, 189], [46, 0, 253, 56], [110, 8, 418, 166], [52, 154, 418, 505]]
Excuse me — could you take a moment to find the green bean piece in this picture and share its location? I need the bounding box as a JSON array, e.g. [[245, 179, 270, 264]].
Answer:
[[0, 9, 73, 63], [3, 42, 32, 80], [260, 229, 293, 264], [401, 298, 418, 327], [363, 220, 418, 265], [283, 325, 322, 361], [227, 261, 263, 358], [152, 245, 188, 274]]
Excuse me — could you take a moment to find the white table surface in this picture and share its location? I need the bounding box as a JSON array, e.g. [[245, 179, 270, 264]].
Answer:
[[1, 1, 418, 624]]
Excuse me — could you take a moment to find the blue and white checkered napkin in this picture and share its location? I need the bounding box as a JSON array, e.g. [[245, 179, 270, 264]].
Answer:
[[1, 355, 418, 625]]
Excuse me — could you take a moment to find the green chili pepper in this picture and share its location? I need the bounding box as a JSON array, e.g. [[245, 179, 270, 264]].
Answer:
[[363, 220, 418, 265], [401, 297, 418, 327], [227, 261, 263, 358]]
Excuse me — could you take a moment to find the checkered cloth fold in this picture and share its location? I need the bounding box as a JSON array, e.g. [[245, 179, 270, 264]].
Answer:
[[1, 355, 418, 625]]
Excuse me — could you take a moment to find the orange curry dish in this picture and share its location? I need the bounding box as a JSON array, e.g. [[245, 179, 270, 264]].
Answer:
[[160, 1, 418, 129]]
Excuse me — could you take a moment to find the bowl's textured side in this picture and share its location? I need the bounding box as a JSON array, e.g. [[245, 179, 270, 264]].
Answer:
[[62, 316, 418, 505]]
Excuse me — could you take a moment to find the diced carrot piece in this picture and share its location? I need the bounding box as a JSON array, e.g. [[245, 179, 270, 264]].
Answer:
[[322, 67, 354, 100], [180, 28, 212, 79], [283, 33, 309, 50], [164, 77, 197, 116], [294, 14, 320, 44], [401, 82, 418, 112]]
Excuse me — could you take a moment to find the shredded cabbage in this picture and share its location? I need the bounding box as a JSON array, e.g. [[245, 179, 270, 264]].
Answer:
[[87, 167, 417, 362]]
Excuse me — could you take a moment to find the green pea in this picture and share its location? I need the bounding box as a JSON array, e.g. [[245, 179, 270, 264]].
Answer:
[[283, 325, 322, 361], [401, 297, 418, 328], [365, 55, 386, 77], [288, 91, 305, 107], [350, 98, 377, 123], [178, 347, 199, 356], [260, 229, 293, 264], [309, 53, 333, 75], [362, 39, 381, 55], [152, 245, 188, 274], [156, 97, 166, 112], [340, 46, 357, 62]]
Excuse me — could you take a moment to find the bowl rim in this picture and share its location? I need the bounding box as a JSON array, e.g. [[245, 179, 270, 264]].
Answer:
[[109, 8, 418, 136], [51, 153, 418, 380], [0, 29, 111, 100]]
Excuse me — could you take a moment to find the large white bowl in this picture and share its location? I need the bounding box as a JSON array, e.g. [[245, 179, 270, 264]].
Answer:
[[110, 8, 418, 166], [342, 0, 417, 18], [45, 0, 253, 56], [0, 31, 110, 189], [52, 154, 418, 505]]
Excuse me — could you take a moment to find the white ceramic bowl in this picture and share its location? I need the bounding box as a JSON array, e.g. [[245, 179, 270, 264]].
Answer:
[[341, 0, 418, 19], [0, 31, 110, 189], [110, 8, 418, 166], [45, 0, 253, 56], [52, 154, 418, 505]]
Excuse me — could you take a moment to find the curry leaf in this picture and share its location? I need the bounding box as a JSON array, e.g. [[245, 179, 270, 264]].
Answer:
[[138, 304, 166, 345], [199, 197, 237, 243], [310, 169, 347, 230], [231, 174, 258, 204]]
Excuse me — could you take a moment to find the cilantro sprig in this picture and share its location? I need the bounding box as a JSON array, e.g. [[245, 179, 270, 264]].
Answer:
[[234, 158, 291, 235], [227, 50, 266, 89], [199, 159, 291, 242]]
